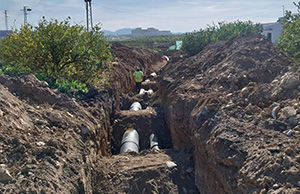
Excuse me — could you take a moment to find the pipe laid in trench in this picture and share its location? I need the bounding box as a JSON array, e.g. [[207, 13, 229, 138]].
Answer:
[[120, 129, 139, 153], [130, 102, 142, 111], [139, 89, 153, 95], [149, 133, 159, 150]]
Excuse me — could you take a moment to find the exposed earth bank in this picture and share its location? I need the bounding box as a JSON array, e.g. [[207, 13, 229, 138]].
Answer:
[[1, 35, 300, 194], [159, 34, 300, 194]]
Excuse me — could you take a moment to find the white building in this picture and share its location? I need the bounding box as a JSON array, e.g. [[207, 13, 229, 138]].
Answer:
[[262, 17, 283, 44]]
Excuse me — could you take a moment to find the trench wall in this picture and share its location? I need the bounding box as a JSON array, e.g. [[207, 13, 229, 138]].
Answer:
[[157, 34, 300, 194], [158, 75, 247, 194]]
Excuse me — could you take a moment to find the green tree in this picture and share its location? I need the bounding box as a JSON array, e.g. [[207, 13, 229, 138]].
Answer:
[[0, 18, 112, 90], [182, 21, 263, 56], [277, 2, 300, 61]]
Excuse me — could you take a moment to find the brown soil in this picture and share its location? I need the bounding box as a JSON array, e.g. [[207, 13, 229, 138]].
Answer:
[[0, 43, 197, 194], [0, 74, 114, 193], [159, 34, 300, 194], [1, 34, 300, 194], [93, 149, 196, 194]]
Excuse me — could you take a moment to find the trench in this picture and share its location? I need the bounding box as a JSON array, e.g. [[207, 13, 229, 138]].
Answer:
[[110, 86, 173, 155], [106, 57, 173, 155], [91, 58, 200, 193]]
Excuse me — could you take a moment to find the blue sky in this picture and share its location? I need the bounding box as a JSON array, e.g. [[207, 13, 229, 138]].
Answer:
[[0, 0, 297, 33]]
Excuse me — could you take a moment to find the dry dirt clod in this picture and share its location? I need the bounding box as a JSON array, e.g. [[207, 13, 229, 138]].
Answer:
[[281, 106, 297, 119], [280, 73, 300, 90], [81, 124, 90, 135], [49, 112, 62, 123]]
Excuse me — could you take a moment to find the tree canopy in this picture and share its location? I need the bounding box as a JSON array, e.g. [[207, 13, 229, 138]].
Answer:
[[0, 18, 112, 95], [277, 2, 300, 62], [182, 21, 263, 56]]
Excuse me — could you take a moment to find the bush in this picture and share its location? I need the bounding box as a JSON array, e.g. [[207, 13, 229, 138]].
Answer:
[[182, 21, 263, 56], [54, 79, 88, 97], [0, 18, 112, 96], [277, 2, 300, 62]]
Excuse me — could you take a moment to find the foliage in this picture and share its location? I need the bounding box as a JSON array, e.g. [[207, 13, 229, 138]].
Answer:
[[182, 21, 263, 56], [0, 18, 112, 95], [277, 2, 300, 62], [54, 78, 88, 97]]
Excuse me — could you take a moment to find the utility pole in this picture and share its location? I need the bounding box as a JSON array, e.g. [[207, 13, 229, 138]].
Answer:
[[21, 6, 32, 26], [4, 10, 8, 31], [283, 5, 285, 17], [90, 0, 93, 29], [84, 0, 93, 31]]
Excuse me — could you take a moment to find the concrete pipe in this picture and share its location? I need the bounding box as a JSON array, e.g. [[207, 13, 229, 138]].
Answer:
[[139, 89, 153, 95], [139, 88, 146, 94], [149, 133, 159, 150], [120, 129, 139, 153], [147, 89, 153, 94], [130, 102, 142, 111]]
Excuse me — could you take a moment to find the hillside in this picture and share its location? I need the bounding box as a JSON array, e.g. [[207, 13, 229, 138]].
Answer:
[[103, 28, 133, 36]]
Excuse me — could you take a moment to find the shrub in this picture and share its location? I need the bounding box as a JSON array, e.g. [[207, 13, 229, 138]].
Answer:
[[277, 2, 300, 62], [182, 21, 263, 56], [0, 18, 112, 95]]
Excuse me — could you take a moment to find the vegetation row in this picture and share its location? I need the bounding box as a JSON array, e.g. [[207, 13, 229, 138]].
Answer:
[[0, 2, 299, 98]]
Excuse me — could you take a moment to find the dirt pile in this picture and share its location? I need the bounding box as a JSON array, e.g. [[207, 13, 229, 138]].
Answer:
[[158, 34, 300, 193], [93, 149, 196, 194], [0, 74, 114, 193]]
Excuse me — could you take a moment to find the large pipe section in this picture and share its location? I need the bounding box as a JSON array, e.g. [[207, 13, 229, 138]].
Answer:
[[120, 129, 139, 153], [139, 89, 153, 95], [139, 88, 146, 95], [149, 133, 159, 150], [130, 102, 142, 111]]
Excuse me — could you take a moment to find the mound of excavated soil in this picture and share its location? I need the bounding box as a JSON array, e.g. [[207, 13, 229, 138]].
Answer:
[[159, 34, 300, 193], [0, 74, 114, 193], [92, 149, 197, 194]]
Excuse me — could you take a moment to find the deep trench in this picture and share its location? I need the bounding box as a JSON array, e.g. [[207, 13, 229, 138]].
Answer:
[[110, 86, 173, 155], [90, 59, 200, 193]]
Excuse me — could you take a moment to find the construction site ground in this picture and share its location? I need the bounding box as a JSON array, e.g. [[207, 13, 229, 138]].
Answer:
[[1, 34, 300, 194]]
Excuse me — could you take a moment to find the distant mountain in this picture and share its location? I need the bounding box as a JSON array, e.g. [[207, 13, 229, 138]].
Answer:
[[103, 28, 133, 36]]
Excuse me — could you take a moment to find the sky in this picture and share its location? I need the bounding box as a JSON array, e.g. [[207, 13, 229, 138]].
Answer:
[[0, 0, 298, 33]]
